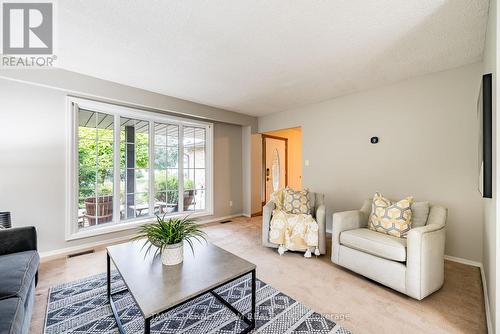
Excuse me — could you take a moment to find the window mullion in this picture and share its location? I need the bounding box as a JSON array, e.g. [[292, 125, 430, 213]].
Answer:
[[207, 124, 213, 214], [94, 113, 99, 226], [193, 128, 196, 212], [148, 120, 154, 217], [113, 114, 120, 224], [178, 124, 184, 213], [72, 102, 80, 235]]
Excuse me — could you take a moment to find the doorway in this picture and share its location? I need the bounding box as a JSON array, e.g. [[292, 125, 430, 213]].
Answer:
[[259, 127, 302, 209], [250, 127, 302, 216], [262, 135, 288, 205]]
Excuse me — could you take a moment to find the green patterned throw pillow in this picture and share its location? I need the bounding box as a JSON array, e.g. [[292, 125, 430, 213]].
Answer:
[[282, 188, 311, 214]]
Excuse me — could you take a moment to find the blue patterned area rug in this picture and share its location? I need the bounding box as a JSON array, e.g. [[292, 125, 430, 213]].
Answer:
[[44, 271, 350, 334]]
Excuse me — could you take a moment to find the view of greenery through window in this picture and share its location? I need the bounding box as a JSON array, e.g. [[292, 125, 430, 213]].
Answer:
[[78, 118, 204, 227], [78, 128, 150, 204], [154, 123, 180, 210]]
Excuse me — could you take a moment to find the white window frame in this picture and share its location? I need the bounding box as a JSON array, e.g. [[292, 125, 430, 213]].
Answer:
[[65, 97, 214, 241]]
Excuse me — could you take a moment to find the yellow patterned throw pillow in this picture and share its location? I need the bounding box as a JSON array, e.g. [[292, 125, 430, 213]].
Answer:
[[282, 188, 311, 214], [369, 192, 414, 238], [270, 188, 286, 210]]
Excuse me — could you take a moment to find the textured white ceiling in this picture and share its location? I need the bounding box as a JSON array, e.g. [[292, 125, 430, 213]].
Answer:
[[56, 0, 489, 116]]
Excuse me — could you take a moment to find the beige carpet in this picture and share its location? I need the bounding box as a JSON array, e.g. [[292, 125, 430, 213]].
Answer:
[[31, 216, 486, 333]]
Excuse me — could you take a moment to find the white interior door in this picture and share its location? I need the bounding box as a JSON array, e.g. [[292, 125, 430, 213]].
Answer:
[[264, 137, 286, 203]]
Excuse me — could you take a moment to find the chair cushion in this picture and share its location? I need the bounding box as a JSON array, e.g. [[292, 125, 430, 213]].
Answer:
[[340, 228, 407, 261], [0, 297, 25, 334], [308, 192, 316, 213], [411, 201, 430, 227], [0, 251, 39, 301]]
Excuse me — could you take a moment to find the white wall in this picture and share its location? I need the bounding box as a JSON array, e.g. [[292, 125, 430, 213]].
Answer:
[[0, 78, 247, 253], [259, 63, 484, 262], [482, 0, 498, 331]]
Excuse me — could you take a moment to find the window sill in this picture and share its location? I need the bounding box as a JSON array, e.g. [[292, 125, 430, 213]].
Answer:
[[65, 210, 213, 241]]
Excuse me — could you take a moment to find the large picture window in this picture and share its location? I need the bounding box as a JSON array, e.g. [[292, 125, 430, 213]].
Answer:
[[68, 98, 213, 240]]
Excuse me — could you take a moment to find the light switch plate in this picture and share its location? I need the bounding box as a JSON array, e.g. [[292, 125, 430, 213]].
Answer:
[[305, 160, 310, 166]]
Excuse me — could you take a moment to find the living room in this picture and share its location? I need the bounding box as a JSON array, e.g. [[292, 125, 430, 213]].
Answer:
[[0, 1, 497, 333]]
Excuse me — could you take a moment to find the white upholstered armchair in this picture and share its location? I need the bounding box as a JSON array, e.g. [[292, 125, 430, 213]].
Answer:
[[262, 192, 327, 255], [332, 199, 447, 300]]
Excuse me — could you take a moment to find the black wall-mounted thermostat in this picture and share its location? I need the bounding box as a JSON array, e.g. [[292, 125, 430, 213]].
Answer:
[[370, 137, 379, 144]]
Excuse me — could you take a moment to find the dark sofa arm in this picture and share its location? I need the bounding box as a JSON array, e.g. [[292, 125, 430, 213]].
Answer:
[[0, 226, 37, 256]]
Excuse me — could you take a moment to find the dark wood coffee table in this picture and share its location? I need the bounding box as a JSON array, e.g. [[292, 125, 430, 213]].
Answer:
[[106, 241, 256, 334]]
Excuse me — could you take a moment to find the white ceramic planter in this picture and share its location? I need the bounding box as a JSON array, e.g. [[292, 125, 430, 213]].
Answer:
[[161, 242, 183, 266]]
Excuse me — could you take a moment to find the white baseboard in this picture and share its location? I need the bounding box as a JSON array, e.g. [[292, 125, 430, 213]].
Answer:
[[443, 255, 482, 267], [479, 264, 493, 334], [39, 234, 133, 262], [196, 213, 245, 224], [40, 213, 245, 262]]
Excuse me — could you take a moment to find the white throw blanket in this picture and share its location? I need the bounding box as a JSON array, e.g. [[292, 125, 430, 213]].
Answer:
[[269, 209, 320, 257]]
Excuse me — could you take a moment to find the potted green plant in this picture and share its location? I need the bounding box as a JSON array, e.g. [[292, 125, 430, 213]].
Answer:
[[133, 214, 207, 266]]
